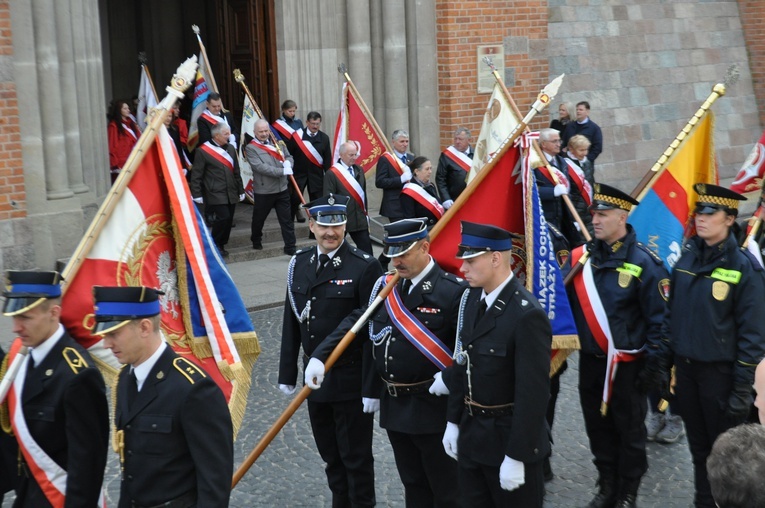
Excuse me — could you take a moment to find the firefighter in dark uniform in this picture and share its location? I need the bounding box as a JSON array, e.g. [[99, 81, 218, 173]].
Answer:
[[279, 194, 382, 508], [93, 286, 233, 508], [1, 270, 109, 508], [443, 222, 552, 507], [311, 218, 466, 507], [641, 183, 765, 508], [567, 184, 669, 508]]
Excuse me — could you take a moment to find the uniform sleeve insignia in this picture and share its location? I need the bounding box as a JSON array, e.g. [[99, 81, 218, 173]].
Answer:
[[173, 357, 208, 384], [658, 278, 670, 301], [62, 347, 89, 374]]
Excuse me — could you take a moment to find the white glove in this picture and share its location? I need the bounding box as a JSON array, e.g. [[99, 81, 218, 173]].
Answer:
[[304, 358, 325, 389], [553, 184, 568, 197], [442, 422, 459, 460], [239, 193, 246, 202], [442, 199, 454, 209], [400, 168, 412, 183], [573, 221, 581, 232], [192, 196, 204, 204], [282, 161, 294, 176], [362, 397, 380, 413], [499, 456, 525, 491], [429, 371, 449, 396], [279, 384, 296, 395]]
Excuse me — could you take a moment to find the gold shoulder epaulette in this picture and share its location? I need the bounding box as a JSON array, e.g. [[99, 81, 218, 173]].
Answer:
[[62, 347, 90, 374], [172, 357, 208, 384]]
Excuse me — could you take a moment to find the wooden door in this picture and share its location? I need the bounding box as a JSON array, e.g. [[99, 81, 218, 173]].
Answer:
[[218, 0, 279, 124]]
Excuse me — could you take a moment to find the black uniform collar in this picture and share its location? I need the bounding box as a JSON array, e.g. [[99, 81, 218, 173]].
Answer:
[[591, 225, 636, 262]]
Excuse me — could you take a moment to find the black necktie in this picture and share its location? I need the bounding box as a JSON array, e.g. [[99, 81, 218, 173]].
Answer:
[[317, 254, 330, 274], [127, 370, 138, 409], [401, 279, 411, 295], [476, 299, 488, 321]]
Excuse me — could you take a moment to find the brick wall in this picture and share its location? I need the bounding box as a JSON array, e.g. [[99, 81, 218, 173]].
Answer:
[[435, 1, 549, 150], [0, 0, 23, 222], [738, 0, 765, 128]]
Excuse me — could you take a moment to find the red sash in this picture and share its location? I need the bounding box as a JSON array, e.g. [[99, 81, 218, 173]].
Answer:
[[564, 159, 593, 206], [402, 183, 444, 218], [380, 274, 453, 370], [329, 164, 366, 213], [199, 142, 235, 172], [381, 152, 407, 176], [570, 246, 642, 414], [200, 111, 221, 126], [293, 129, 324, 167], [537, 163, 570, 191], [249, 139, 285, 162], [443, 146, 471, 172], [6, 339, 67, 507], [272, 119, 295, 140]]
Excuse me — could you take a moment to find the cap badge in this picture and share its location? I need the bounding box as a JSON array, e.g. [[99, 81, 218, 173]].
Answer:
[[328, 195, 335, 206]]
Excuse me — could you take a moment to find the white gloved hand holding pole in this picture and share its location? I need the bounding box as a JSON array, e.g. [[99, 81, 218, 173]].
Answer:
[[400, 167, 412, 183], [442, 422, 459, 460], [304, 358, 325, 389], [553, 183, 568, 197], [283, 160, 294, 176], [442, 199, 454, 209], [499, 455, 525, 491], [428, 371, 449, 396]]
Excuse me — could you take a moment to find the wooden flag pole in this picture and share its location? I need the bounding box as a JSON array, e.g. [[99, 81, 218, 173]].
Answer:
[[563, 68, 737, 287], [231, 74, 564, 488], [192, 25, 219, 94], [484, 58, 590, 241], [62, 57, 198, 289], [233, 70, 309, 217]]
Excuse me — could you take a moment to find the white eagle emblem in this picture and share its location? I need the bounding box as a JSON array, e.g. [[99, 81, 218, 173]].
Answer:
[[156, 251, 180, 319]]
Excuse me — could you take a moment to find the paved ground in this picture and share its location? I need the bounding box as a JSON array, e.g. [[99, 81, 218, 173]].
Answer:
[[0, 207, 699, 506], [0, 305, 698, 507]]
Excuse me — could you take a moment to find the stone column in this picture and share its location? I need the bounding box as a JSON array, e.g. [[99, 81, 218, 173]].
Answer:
[[406, 0, 438, 158], [31, 0, 73, 200], [55, 0, 88, 194], [70, 0, 96, 194], [369, 0, 385, 133], [347, 0, 374, 106], [87, 0, 110, 194], [10, 0, 48, 211], [380, 0, 409, 137]]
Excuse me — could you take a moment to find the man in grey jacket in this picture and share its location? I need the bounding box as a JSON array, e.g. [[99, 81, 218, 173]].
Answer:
[[246, 118, 297, 255]]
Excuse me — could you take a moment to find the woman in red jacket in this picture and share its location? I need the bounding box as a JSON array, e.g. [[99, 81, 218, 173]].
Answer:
[[107, 99, 140, 183]]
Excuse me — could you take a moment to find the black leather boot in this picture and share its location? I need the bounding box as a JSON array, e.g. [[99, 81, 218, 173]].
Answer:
[[584, 471, 618, 508], [615, 477, 640, 507], [615, 494, 637, 508]]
